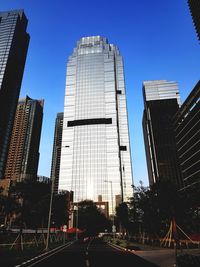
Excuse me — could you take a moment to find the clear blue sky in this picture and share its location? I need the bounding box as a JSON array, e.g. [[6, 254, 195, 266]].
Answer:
[[1, 0, 200, 186]]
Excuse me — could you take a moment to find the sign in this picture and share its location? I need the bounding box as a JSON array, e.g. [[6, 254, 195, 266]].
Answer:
[[63, 225, 67, 232], [112, 225, 116, 233]]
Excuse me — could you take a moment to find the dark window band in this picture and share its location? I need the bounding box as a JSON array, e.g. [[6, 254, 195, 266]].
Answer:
[[68, 118, 112, 127], [120, 146, 127, 151]]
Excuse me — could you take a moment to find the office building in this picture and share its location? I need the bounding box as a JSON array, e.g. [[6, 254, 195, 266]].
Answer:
[[174, 80, 200, 190], [50, 112, 63, 194], [59, 36, 133, 214], [142, 80, 182, 187], [188, 0, 200, 41], [37, 175, 51, 184], [4, 96, 44, 181], [0, 10, 30, 179]]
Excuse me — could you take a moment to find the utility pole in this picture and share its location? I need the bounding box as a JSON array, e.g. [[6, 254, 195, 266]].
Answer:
[[45, 176, 55, 250], [75, 202, 79, 240]]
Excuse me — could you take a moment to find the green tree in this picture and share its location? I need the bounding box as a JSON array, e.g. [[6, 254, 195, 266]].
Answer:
[[0, 188, 20, 228], [116, 202, 130, 236], [77, 200, 111, 236], [9, 180, 51, 229], [129, 180, 186, 237], [52, 192, 70, 228]]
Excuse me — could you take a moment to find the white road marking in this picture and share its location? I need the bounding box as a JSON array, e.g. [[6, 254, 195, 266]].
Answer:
[[14, 242, 74, 267]]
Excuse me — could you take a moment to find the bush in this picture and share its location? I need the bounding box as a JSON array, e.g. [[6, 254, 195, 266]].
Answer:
[[176, 254, 200, 267]]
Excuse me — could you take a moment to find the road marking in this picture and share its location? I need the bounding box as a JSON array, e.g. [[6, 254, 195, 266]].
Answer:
[[84, 238, 94, 267], [14, 242, 74, 267], [85, 259, 90, 267]]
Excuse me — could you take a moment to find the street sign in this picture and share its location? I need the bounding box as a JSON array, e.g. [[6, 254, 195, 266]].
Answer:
[[112, 225, 116, 233], [63, 225, 67, 232]]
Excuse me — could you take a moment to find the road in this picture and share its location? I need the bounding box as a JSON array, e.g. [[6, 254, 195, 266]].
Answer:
[[26, 238, 159, 267]]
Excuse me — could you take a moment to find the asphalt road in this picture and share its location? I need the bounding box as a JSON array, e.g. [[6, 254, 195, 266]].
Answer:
[[28, 238, 159, 267]]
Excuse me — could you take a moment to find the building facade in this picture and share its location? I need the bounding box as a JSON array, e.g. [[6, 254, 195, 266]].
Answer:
[[59, 36, 133, 214], [174, 80, 200, 190], [142, 80, 182, 187], [4, 96, 44, 181], [188, 0, 200, 41], [51, 112, 63, 194], [0, 10, 30, 179]]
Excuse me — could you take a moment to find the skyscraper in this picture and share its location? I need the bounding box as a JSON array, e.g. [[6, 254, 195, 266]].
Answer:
[[4, 96, 44, 181], [187, 0, 200, 41], [51, 112, 63, 194], [142, 80, 182, 187], [0, 10, 30, 179], [59, 36, 133, 214], [174, 80, 200, 190]]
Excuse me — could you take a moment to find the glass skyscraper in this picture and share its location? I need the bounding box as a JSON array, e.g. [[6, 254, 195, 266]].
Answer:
[[142, 80, 182, 187], [0, 10, 29, 179], [59, 36, 133, 214]]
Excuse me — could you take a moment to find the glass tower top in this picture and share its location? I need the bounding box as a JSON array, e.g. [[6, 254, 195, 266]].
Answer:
[[143, 80, 181, 105]]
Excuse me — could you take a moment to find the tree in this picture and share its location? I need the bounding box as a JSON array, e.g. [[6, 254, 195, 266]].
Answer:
[[116, 202, 130, 236], [0, 188, 20, 228], [130, 180, 191, 237], [77, 200, 111, 236], [9, 180, 51, 229], [52, 192, 70, 228], [178, 183, 200, 234]]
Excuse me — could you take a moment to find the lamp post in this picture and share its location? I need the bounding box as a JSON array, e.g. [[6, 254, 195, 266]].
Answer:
[[45, 175, 55, 251], [75, 202, 79, 240]]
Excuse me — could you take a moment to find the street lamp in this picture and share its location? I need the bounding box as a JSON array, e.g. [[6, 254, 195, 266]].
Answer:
[[75, 202, 79, 240], [45, 175, 55, 251]]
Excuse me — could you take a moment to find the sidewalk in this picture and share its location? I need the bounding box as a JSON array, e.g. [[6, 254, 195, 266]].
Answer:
[[134, 248, 200, 267], [110, 239, 200, 267], [134, 248, 176, 267]]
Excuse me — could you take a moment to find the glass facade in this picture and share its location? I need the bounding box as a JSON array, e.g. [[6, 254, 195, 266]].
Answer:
[[143, 80, 182, 187], [0, 10, 29, 179], [59, 36, 133, 214], [143, 80, 181, 104]]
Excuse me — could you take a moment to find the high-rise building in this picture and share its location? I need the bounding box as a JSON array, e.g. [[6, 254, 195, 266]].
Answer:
[[4, 96, 44, 181], [142, 80, 182, 187], [174, 80, 200, 190], [51, 112, 63, 194], [59, 36, 133, 214], [0, 10, 30, 179], [187, 0, 200, 41]]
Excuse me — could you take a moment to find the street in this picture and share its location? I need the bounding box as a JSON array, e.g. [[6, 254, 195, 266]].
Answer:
[[28, 238, 159, 267]]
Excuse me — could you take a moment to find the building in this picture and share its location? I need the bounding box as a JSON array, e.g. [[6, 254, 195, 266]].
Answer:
[[59, 36, 133, 214], [50, 112, 63, 194], [0, 10, 30, 179], [174, 80, 200, 190], [142, 80, 182, 187], [4, 96, 44, 181], [37, 175, 51, 184], [187, 0, 200, 41]]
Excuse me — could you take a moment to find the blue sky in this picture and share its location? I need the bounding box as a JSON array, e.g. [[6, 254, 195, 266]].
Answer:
[[1, 0, 200, 186]]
